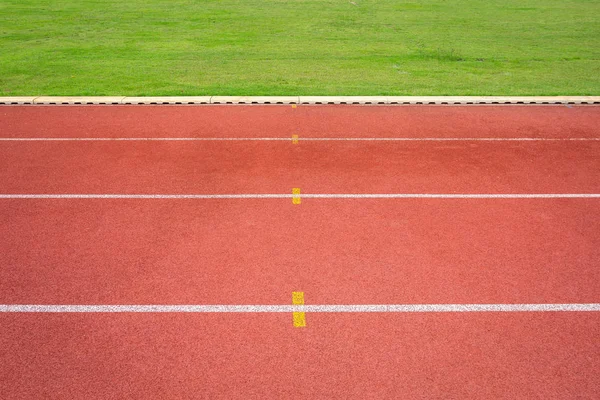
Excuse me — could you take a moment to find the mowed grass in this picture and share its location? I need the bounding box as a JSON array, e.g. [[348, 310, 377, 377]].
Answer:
[[1, 0, 599, 95]]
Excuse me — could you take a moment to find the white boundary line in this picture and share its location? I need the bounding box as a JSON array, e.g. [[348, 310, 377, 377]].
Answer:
[[1, 304, 599, 312], [0, 137, 290, 141], [1, 137, 599, 142], [1, 194, 599, 199], [1, 96, 600, 105]]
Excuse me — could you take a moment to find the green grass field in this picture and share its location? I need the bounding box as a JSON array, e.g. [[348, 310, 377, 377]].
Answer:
[[1, 0, 599, 96]]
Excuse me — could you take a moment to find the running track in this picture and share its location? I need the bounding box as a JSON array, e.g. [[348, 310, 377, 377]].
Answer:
[[1, 105, 599, 398]]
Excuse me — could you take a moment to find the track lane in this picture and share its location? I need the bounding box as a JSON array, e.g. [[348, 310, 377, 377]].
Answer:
[[0, 141, 599, 194], [1, 199, 598, 305], [1, 105, 599, 139], [1, 313, 598, 399]]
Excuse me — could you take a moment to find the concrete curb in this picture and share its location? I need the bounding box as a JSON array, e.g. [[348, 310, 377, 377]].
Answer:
[[33, 96, 126, 105], [121, 96, 211, 105], [1, 96, 599, 105], [0, 97, 38, 105], [211, 96, 298, 104]]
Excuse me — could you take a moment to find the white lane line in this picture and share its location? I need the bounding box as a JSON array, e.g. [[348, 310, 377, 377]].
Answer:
[[300, 194, 600, 199], [1, 194, 599, 199], [303, 137, 600, 141], [0, 194, 288, 199], [0, 137, 599, 141], [1, 304, 599, 312], [0, 137, 291, 141]]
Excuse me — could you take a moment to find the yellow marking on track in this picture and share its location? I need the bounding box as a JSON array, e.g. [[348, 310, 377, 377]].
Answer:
[[292, 292, 304, 305], [292, 291, 306, 327], [292, 188, 301, 204], [292, 104, 297, 109], [292, 134, 299, 144], [293, 312, 306, 327]]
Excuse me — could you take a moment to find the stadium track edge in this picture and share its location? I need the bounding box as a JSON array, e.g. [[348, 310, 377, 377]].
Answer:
[[1, 96, 600, 105]]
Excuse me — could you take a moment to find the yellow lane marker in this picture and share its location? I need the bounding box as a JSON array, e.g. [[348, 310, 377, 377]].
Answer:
[[292, 188, 301, 204], [292, 104, 297, 109], [292, 134, 299, 144], [292, 291, 306, 327]]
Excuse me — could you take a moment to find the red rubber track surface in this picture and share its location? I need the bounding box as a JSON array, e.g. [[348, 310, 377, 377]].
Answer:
[[2, 314, 598, 399], [1, 105, 599, 139], [1, 200, 599, 305], [1, 105, 599, 399], [0, 141, 599, 194]]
